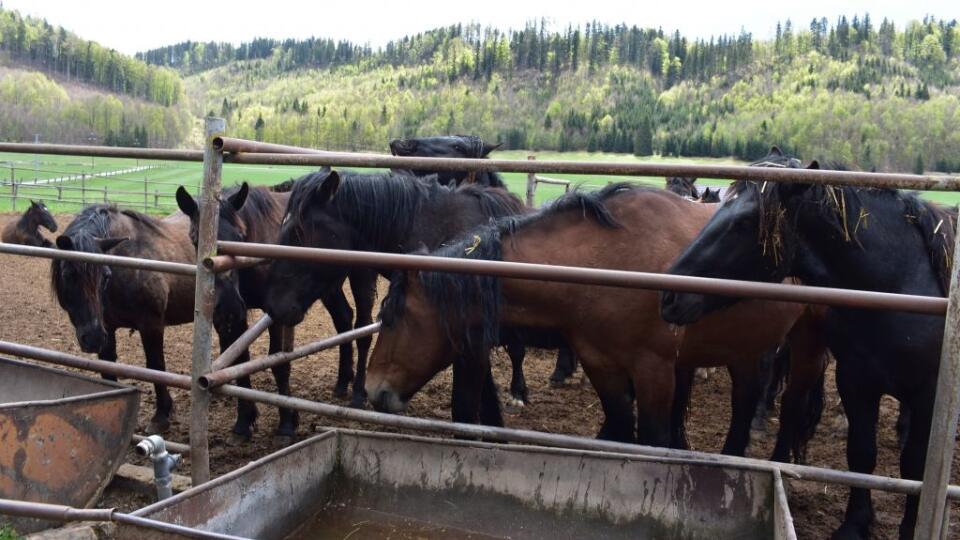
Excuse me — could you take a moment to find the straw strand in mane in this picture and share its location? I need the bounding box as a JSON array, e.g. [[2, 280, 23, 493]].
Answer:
[[380, 183, 639, 352]]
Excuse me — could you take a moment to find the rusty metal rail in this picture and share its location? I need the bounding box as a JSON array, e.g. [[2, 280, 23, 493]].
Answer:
[[0, 498, 251, 539], [0, 243, 196, 276], [210, 313, 274, 371], [4, 336, 959, 502], [199, 322, 382, 389], [0, 142, 205, 162], [203, 254, 266, 273], [215, 241, 947, 315]]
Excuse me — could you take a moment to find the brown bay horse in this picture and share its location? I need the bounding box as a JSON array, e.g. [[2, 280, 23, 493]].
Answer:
[[366, 184, 827, 456], [3, 200, 57, 247], [52, 205, 195, 433]]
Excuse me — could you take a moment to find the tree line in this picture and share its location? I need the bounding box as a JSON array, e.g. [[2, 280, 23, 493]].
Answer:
[[0, 7, 184, 106]]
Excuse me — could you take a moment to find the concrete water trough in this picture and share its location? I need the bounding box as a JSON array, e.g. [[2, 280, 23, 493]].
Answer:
[[0, 356, 140, 533], [118, 429, 796, 539]]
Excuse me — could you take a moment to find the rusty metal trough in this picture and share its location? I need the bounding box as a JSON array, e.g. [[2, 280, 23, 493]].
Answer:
[[0, 357, 139, 533], [119, 429, 795, 539]]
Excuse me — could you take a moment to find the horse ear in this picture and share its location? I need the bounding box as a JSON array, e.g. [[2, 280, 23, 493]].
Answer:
[[481, 141, 502, 157], [55, 235, 73, 250], [769, 146, 784, 156], [96, 237, 129, 253], [411, 242, 429, 255], [314, 170, 341, 204], [806, 160, 821, 170], [228, 182, 250, 211], [175, 186, 198, 219]]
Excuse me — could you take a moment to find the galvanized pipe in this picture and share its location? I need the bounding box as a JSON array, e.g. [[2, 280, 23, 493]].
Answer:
[[215, 242, 947, 315], [0, 142, 204, 162], [4, 337, 959, 501], [222, 152, 960, 191], [132, 434, 190, 455], [203, 255, 266, 273], [0, 243, 197, 276], [199, 322, 381, 389], [0, 498, 251, 540], [213, 136, 358, 156], [210, 313, 274, 371]]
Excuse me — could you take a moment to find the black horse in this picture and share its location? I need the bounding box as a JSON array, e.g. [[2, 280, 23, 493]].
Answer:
[[263, 168, 547, 407], [660, 157, 956, 539], [389, 135, 507, 189], [665, 177, 699, 199], [699, 187, 721, 203], [389, 134, 578, 386]]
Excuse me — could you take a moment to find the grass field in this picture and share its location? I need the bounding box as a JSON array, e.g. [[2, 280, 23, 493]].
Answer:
[[2, 150, 959, 214]]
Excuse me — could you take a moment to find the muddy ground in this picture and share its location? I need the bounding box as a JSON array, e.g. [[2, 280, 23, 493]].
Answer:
[[2, 212, 959, 539]]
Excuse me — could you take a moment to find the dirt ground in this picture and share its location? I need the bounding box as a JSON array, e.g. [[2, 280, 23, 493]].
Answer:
[[2, 212, 959, 539]]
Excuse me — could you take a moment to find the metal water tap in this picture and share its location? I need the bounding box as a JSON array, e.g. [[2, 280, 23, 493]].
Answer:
[[135, 435, 182, 501]]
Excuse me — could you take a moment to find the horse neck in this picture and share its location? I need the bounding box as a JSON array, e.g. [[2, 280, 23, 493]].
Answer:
[[238, 192, 287, 245], [790, 195, 944, 297], [336, 177, 425, 252], [18, 208, 41, 232]]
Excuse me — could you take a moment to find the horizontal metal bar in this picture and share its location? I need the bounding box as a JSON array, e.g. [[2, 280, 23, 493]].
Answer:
[[213, 136, 353, 156], [0, 243, 196, 276], [210, 313, 274, 371], [132, 434, 190, 455], [223, 152, 960, 191], [0, 340, 192, 389], [203, 254, 266, 273], [0, 498, 251, 540], [199, 322, 381, 388], [0, 143, 204, 162], [217, 242, 947, 315], [536, 176, 572, 185], [5, 337, 958, 500]]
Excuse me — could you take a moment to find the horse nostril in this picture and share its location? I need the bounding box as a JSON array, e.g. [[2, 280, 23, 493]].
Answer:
[[662, 291, 676, 306]]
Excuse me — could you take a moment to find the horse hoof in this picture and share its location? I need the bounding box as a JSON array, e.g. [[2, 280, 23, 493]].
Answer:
[[273, 433, 296, 447], [227, 431, 253, 447], [147, 419, 171, 434], [349, 396, 367, 409], [548, 377, 567, 388], [504, 398, 526, 414], [333, 385, 350, 399]]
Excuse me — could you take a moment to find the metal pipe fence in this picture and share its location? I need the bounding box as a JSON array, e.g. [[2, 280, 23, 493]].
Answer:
[[2, 132, 960, 538]]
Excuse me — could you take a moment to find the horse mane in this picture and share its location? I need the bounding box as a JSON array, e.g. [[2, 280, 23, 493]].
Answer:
[[287, 168, 433, 245], [222, 184, 283, 241], [455, 184, 525, 219], [734, 166, 957, 294], [379, 182, 641, 350]]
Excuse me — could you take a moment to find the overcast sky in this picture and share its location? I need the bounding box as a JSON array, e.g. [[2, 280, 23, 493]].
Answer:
[[3, 0, 957, 55]]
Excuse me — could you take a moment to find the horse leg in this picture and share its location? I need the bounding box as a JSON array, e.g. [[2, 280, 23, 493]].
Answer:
[[549, 345, 578, 386], [721, 363, 764, 456], [897, 393, 933, 540], [752, 345, 786, 433], [319, 286, 355, 399], [347, 269, 377, 408], [97, 328, 118, 382], [895, 402, 911, 452], [504, 334, 529, 409], [630, 354, 673, 448], [577, 354, 636, 443], [771, 328, 828, 464], [140, 325, 173, 434], [450, 341, 497, 425], [213, 290, 259, 444], [832, 365, 881, 540], [268, 323, 298, 441], [670, 367, 695, 450], [479, 363, 504, 427]]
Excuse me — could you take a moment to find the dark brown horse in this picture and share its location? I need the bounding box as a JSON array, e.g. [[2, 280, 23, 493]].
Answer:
[[51, 205, 195, 433], [3, 200, 57, 247], [176, 184, 321, 442], [366, 184, 826, 453]]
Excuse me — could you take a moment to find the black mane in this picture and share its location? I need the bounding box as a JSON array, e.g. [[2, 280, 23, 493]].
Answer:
[[222, 184, 283, 241], [380, 182, 641, 350]]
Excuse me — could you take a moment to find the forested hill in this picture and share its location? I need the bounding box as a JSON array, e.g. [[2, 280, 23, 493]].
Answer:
[[0, 7, 192, 147], [146, 16, 960, 172]]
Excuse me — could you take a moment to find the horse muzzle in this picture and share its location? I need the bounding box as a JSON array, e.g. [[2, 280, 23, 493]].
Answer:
[[659, 291, 706, 326], [77, 327, 106, 354], [367, 383, 408, 414], [388, 139, 414, 156]]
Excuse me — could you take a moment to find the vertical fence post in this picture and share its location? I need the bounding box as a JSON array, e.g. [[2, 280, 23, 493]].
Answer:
[[103, 187, 108, 204], [57, 186, 62, 201], [154, 189, 159, 209], [81, 174, 86, 205], [189, 117, 225, 485], [11, 178, 17, 212], [525, 155, 536, 207], [144, 178, 149, 212], [916, 225, 960, 538]]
